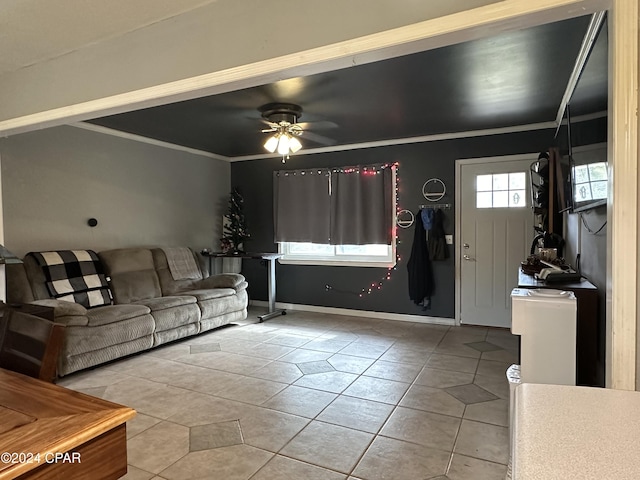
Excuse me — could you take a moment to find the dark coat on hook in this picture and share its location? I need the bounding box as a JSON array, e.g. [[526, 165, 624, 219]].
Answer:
[[407, 210, 434, 309], [428, 209, 449, 261]]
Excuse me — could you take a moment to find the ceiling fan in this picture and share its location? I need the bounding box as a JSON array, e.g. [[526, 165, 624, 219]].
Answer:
[[259, 103, 336, 158]]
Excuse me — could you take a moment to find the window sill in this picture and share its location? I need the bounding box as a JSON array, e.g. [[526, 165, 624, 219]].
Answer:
[[278, 257, 396, 268]]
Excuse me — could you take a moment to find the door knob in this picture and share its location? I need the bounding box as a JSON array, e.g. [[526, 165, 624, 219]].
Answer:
[[463, 254, 474, 261]]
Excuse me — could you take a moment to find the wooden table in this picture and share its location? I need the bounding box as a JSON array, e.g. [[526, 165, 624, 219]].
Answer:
[[202, 252, 286, 322], [0, 369, 135, 479]]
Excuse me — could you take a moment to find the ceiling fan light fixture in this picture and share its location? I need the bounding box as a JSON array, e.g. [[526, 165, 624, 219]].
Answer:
[[277, 134, 291, 155], [264, 135, 279, 153], [289, 135, 302, 153], [260, 103, 309, 158]]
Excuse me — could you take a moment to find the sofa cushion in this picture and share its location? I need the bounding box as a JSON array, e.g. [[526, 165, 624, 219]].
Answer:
[[6, 264, 36, 304], [86, 304, 152, 327], [151, 248, 205, 295], [21, 255, 54, 300], [150, 302, 201, 333], [198, 289, 248, 320], [133, 295, 197, 311], [64, 314, 155, 357], [179, 288, 236, 301], [60, 336, 154, 376], [198, 274, 247, 290], [28, 299, 89, 326], [99, 248, 162, 303], [133, 296, 200, 332], [28, 250, 112, 308], [154, 324, 199, 346]]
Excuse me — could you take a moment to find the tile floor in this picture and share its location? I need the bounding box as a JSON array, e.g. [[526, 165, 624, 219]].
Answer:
[[58, 307, 518, 480]]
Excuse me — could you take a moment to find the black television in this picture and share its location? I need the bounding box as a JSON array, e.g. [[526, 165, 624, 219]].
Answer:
[[561, 15, 608, 213], [566, 107, 608, 212]]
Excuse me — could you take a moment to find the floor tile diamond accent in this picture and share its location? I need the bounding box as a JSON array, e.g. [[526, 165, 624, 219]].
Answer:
[[445, 384, 499, 405], [190, 343, 222, 354], [189, 420, 243, 451], [463, 341, 502, 353], [297, 360, 335, 375], [352, 436, 450, 480], [64, 307, 516, 478]]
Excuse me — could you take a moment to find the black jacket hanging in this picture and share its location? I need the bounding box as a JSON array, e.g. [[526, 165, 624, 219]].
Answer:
[[407, 209, 434, 308], [428, 209, 449, 261]]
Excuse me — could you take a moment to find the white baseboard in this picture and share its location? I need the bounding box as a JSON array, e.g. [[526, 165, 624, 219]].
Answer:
[[249, 300, 455, 326]]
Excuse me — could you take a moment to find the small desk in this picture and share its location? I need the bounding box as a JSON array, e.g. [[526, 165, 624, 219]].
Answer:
[[202, 252, 286, 322], [0, 368, 135, 479]]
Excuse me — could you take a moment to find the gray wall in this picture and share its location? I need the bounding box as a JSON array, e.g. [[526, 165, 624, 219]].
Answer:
[[562, 119, 607, 295], [0, 125, 230, 257], [565, 208, 606, 290], [562, 117, 608, 360], [233, 128, 556, 318]]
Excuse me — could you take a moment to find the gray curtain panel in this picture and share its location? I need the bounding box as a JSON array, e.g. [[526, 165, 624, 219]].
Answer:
[[273, 169, 331, 243], [274, 164, 394, 245], [330, 165, 394, 245]]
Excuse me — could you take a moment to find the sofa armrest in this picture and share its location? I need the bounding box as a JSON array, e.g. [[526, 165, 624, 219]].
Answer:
[[198, 273, 247, 290], [29, 299, 89, 326]]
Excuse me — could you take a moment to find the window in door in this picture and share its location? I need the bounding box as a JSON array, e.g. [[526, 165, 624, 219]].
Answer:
[[476, 172, 527, 208]]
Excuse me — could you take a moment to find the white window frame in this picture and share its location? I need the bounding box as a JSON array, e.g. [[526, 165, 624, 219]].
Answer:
[[278, 166, 397, 267], [278, 242, 396, 267], [475, 171, 528, 209]]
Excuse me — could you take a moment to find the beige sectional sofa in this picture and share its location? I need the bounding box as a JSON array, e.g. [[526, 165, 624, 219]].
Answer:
[[7, 247, 248, 376]]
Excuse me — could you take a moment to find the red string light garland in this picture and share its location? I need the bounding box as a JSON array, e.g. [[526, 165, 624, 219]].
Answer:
[[325, 161, 402, 298]]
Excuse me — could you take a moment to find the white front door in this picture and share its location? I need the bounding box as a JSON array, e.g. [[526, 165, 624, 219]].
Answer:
[[459, 156, 535, 327]]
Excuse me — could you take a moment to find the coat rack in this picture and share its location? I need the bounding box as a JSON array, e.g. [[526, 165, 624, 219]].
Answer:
[[419, 203, 452, 210]]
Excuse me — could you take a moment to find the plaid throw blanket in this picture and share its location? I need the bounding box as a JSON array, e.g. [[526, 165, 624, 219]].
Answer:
[[29, 250, 113, 308]]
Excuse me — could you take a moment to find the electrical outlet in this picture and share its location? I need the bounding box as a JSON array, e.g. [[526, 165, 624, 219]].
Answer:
[[445, 234, 453, 245]]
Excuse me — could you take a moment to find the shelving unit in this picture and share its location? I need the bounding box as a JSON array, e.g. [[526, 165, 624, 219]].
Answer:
[[530, 148, 566, 235]]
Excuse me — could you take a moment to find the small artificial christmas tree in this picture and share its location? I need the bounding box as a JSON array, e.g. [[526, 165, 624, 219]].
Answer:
[[221, 188, 250, 253]]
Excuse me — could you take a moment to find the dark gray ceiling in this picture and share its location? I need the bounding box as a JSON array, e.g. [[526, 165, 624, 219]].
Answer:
[[87, 15, 603, 158], [569, 18, 608, 117]]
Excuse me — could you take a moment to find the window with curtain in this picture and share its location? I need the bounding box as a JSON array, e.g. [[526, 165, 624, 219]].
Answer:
[[273, 163, 396, 266]]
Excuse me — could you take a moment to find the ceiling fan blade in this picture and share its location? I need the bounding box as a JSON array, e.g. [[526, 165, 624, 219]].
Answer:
[[296, 120, 338, 130], [300, 131, 337, 146], [259, 119, 279, 128]]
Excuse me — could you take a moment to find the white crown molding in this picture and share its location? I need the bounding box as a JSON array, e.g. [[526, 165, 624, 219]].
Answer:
[[229, 120, 559, 162], [71, 110, 606, 162], [70, 122, 230, 161]]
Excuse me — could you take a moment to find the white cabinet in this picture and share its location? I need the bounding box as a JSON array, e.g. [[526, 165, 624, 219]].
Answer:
[[511, 288, 577, 385]]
